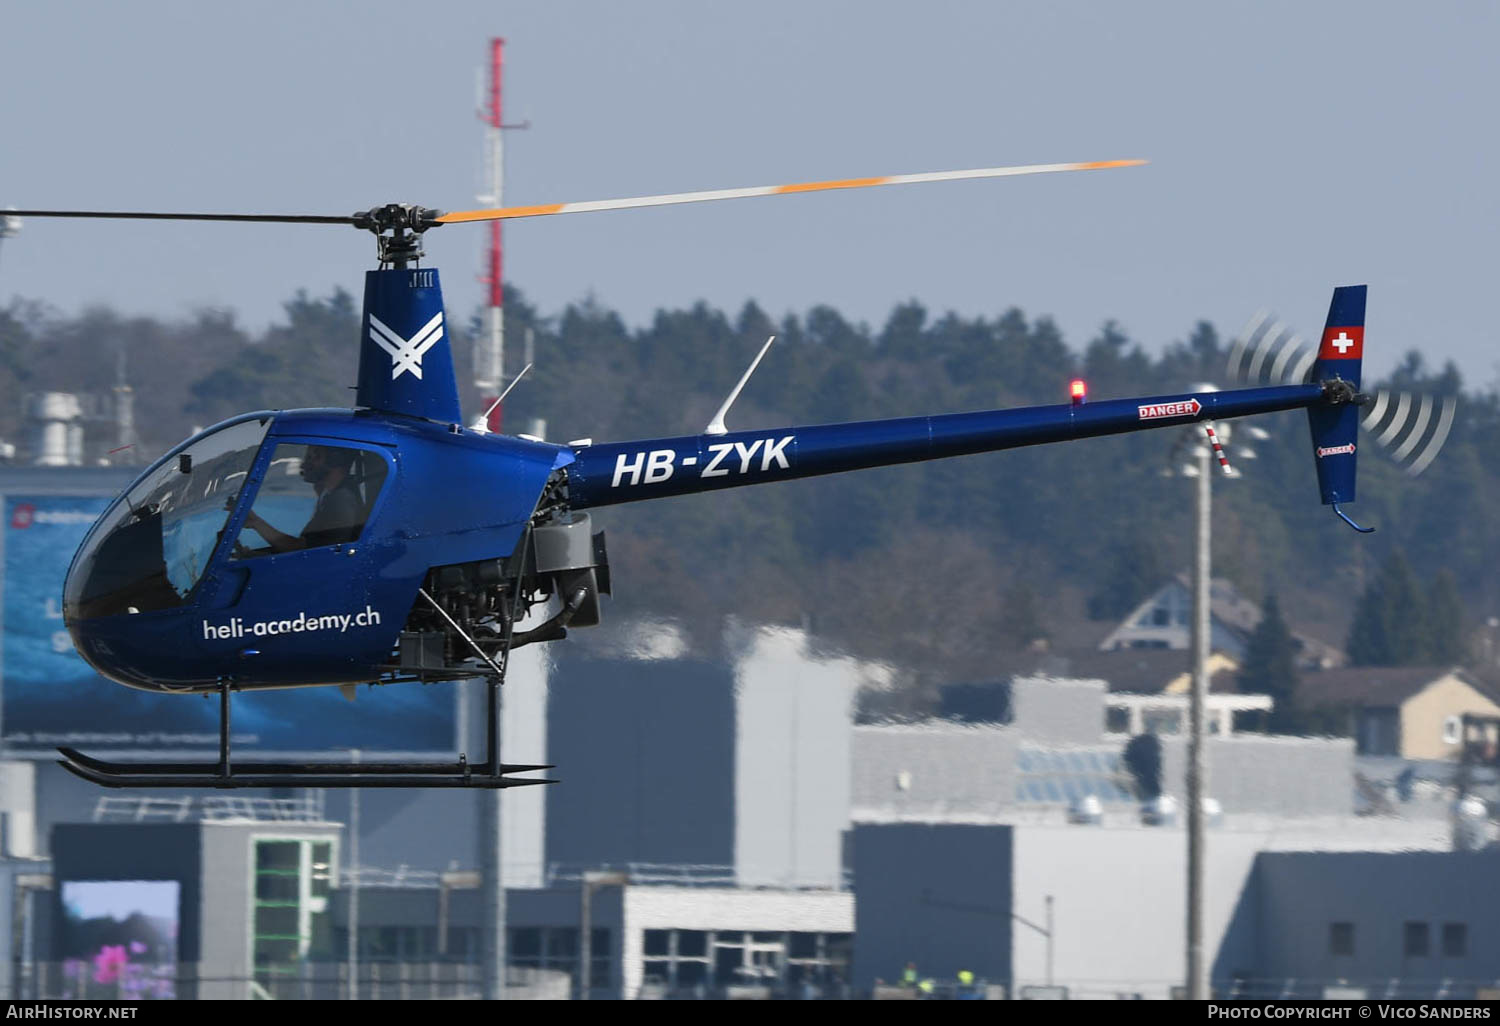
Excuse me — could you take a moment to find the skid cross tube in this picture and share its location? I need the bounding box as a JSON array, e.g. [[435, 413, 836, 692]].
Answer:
[[57, 655, 552, 789]]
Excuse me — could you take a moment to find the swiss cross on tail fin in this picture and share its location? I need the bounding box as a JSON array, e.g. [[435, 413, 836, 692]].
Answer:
[[1314, 285, 1366, 385], [1320, 325, 1364, 363]]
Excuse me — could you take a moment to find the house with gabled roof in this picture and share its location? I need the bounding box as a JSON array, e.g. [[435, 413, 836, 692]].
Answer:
[[1295, 667, 1500, 760], [1096, 576, 1343, 670]]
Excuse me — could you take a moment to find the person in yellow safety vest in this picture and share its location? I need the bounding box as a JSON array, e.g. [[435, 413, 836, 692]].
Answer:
[[917, 978, 936, 997], [957, 969, 977, 998], [901, 962, 918, 988]]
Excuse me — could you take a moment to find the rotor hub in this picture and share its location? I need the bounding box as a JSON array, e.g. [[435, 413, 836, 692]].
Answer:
[[352, 204, 445, 268]]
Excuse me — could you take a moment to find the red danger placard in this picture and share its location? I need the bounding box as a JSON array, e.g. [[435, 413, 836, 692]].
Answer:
[[1137, 398, 1201, 421]]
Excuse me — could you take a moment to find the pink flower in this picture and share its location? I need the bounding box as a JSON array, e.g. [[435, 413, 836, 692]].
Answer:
[[93, 945, 128, 985]]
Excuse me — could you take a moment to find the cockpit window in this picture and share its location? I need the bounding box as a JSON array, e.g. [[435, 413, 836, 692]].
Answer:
[[233, 444, 387, 559], [64, 418, 270, 620]]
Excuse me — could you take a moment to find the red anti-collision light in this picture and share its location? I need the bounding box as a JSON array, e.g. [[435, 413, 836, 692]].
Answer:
[[1070, 379, 1087, 405]]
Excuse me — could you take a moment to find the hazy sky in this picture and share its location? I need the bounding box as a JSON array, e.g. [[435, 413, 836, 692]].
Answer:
[[1, 1, 1495, 383]]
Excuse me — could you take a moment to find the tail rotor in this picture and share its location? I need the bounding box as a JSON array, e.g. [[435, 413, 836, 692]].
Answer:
[[1228, 308, 1456, 479]]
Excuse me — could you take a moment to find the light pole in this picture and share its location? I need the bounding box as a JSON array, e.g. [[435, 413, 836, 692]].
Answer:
[[1045, 894, 1054, 986], [1187, 440, 1210, 1001], [346, 749, 359, 1000], [1166, 406, 1250, 1002], [480, 684, 506, 1000], [579, 870, 628, 999]]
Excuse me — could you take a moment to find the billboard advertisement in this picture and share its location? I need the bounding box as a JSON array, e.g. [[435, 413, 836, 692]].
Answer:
[[59, 879, 180, 1000], [2, 493, 457, 754]]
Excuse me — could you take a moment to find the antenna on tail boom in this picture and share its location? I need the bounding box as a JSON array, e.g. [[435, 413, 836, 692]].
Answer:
[[705, 335, 775, 436], [471, 363, 533, 434]]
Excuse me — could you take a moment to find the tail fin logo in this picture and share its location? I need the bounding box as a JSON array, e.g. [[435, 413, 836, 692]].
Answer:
[[1319, 325, 1363, 361], [1317, 443, 1356, 458], [369, 312, 445, 380]]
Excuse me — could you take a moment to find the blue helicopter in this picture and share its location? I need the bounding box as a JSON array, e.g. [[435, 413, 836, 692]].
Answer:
[[12, 158, 1376, 788]]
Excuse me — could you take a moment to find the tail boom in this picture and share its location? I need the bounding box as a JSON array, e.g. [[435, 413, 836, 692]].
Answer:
[[564, 382, 1328, 509]]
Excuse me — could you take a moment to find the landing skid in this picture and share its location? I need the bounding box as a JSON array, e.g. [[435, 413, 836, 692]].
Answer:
[[58, 675, 552, 790]]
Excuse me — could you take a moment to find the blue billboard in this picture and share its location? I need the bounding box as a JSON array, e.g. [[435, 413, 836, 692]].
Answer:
[[2, 494, 457, 754]]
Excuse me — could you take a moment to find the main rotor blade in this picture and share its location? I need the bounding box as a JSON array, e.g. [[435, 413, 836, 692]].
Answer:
[[4, 210, 356, 225], [434, 159, 1147, 225]]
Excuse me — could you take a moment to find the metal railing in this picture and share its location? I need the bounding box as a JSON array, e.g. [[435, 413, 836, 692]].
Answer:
[[345, 865, 446, 888], [22, 962, 568, 1001], [91, 797, 196, 823], [1218, 976, 1500, 1001], [200, 794, 326, 821], [92, 793, 325, 823], [545, 862, 852, 890], [343, 862, 851, 891], [1005, 976, 1500, 1000]]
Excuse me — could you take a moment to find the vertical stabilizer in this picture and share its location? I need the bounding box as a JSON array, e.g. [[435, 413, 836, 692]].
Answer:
[[357, 268, 462, 423], [1306, 285, 1365, 505]]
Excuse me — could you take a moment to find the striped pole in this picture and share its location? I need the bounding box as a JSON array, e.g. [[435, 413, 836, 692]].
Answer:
[[1203, 423, 1232, 475]]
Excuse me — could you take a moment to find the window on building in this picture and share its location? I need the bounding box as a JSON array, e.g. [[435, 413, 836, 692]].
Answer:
[[1329, 922, 1355, 957], [1232, 708, 1268, 733], [1144, 709, 1183, 735], [1403, 922, 1429, 957], [1442, 923, 1467, 958], [588, 928, 611, 988], [547, 926, 578, 963], [1357, 709, 1400, 756], [444, 926, 478, 960], [629, 929, 849, 996], [510, 927, 541, 968], [788, 933, 819, 959], [506, 926, 610, 989], [644, 929, 670, 957], [252, 837, 337, 995]]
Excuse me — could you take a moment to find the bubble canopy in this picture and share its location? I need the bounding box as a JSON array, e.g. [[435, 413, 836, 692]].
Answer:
[[64, 417, 270, 622]]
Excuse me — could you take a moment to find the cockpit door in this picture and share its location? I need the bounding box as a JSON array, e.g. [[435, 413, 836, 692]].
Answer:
[[192, 440, 399, 678]]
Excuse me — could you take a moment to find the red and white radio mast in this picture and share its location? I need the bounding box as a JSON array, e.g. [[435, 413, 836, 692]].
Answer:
[[476, 38, 527, 433]]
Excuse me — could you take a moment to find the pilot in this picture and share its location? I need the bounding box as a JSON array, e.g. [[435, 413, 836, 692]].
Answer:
[[241, 445, 364, 553]]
